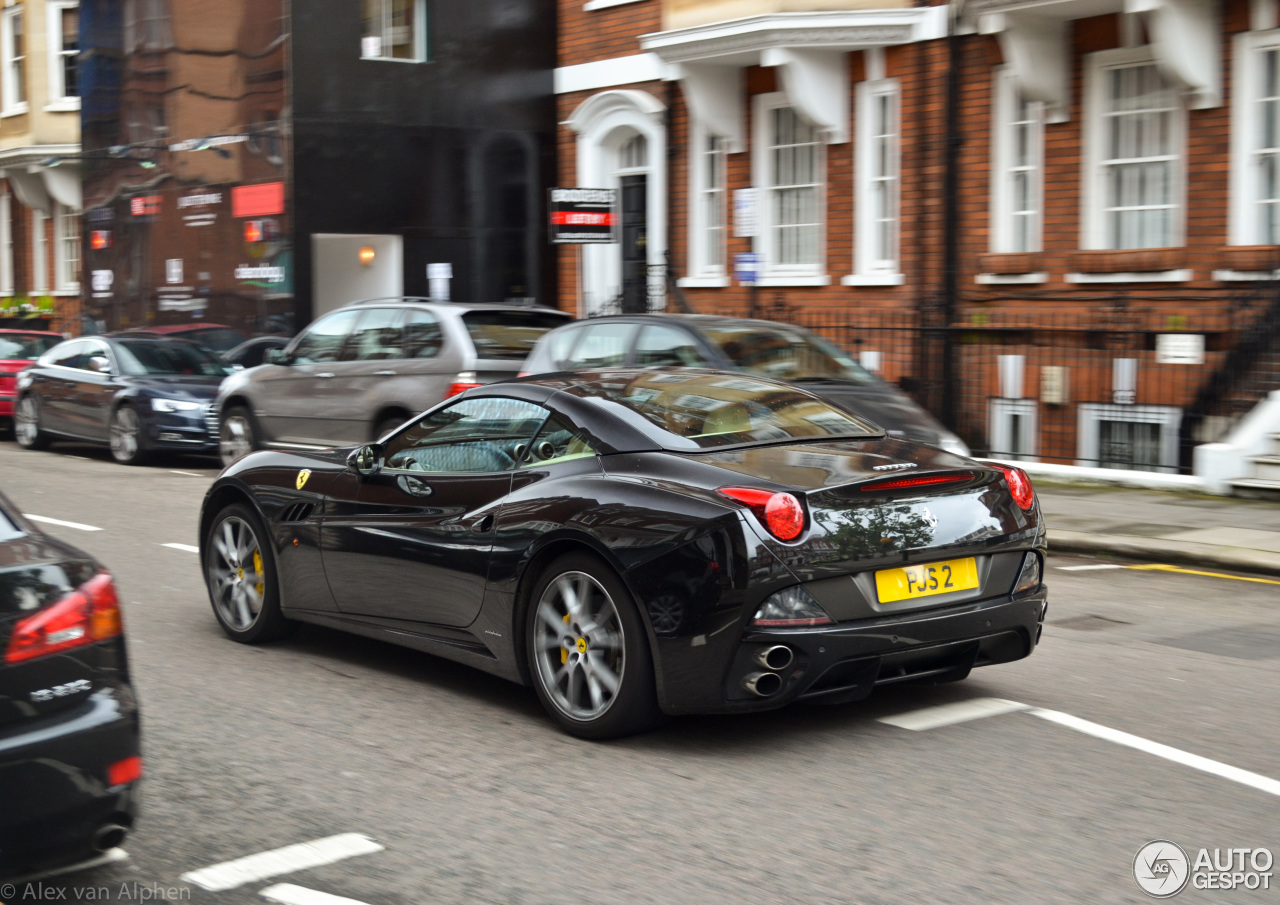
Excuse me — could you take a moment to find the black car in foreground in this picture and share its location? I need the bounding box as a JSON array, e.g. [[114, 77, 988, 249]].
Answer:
[[199, 369, 1046, 739], [14, 335, 232, 464], [0, 491, 141, 877]]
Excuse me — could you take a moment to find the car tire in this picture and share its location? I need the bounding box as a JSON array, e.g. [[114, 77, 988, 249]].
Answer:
[[220, 405, 257, 467], [109, 404, 149, 466], [13, 394, 50, 450], [525, 552, 663, 740], [203, 502, 296, 643]]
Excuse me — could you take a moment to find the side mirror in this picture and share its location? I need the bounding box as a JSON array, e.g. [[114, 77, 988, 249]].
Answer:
[[347, 444, 384, 480], [88, 356, 111, 374], [266, 348, 289, 365]]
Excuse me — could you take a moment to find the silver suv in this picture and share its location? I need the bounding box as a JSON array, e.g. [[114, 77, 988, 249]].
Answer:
[[214, 298, 570, 465]]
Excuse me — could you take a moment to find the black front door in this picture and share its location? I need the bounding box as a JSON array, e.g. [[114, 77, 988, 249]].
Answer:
[[620, 174, 647, 314]]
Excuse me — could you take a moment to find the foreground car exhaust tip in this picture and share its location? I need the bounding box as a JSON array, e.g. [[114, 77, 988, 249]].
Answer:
[[742, 671, 783, 697], [754, 645, 794, 671], [93, 824, 128, 852]]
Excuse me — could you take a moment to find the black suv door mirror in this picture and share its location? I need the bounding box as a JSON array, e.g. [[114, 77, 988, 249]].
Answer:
[[266, 348, 289, 365], [347, 444, 384, 480]]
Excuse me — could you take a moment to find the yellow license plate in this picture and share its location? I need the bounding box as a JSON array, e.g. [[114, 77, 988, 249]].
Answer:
[[875, 557, 979, 603]]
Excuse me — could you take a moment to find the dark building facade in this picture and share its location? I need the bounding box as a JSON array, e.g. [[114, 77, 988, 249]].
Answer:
[[80, 0, 557, 337]]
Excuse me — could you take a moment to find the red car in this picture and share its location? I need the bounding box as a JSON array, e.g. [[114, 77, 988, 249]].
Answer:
[[0, 329, 63, 435]]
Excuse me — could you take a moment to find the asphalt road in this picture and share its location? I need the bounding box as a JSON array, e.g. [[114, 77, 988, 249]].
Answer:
[[1, 442, 1277, 905]]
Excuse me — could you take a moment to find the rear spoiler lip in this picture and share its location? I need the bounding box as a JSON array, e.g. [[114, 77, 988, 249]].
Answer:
[[800, 467, 1000, 498]]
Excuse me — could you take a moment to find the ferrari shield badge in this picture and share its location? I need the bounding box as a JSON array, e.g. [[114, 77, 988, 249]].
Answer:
[[296, 469, 311, 491]]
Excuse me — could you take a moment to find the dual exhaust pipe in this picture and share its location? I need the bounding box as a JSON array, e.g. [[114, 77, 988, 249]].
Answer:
[[742, 645, 794, 697], [93, 824, 128, 853]]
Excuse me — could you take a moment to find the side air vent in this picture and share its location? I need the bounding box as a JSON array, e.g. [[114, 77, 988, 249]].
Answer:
[[280, 502, 316, 523]]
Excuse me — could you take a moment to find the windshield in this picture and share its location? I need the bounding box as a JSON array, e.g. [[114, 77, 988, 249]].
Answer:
[[114, 339, 232, 377], [462, 311, 570, 360], [703, 324, 877, 385], [565, 371, 879, 450], [0, 333, 60, 360]]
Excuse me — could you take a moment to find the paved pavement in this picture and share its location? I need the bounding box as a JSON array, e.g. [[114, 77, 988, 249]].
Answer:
[[1036, 480, 1280, 577]]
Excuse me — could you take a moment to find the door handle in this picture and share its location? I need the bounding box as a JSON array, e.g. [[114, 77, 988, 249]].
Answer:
[[316, 372, 335, 379], [375, 370, 397, 377], [397, 475, 434, 497]]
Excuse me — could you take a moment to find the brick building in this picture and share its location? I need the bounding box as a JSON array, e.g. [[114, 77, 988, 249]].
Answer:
[[554, 0, 1280, 474], [0, 0, 82, 333]]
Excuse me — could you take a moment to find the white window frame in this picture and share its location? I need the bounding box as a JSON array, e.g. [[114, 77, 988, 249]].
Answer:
[[683, 118, 728, 287], [752, 92, 827, 285], [1082, 47, 1186, 250], [852, 77, 901, 282], [31, 207, 47, 292], [46, 0, 78, 110], [360, 0, 427, 63], [1230, 28, 1280, 246], [990, 67, 1043, 254], [1, 4, 27, 116], [988, 398, 1039, 462], [1077, 403, 1182, 472], [0, 190, 11, 295], [53, 202, 79, 292]]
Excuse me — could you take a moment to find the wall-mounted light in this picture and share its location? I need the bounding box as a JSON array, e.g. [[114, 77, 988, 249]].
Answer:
[[359, 246, 376, 267]]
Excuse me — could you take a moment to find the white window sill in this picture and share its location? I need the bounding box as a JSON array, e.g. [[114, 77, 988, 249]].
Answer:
[[677, 276, 730, 288], [43, 101, 80, 113], [754, 274, 831, 287], [584, 0, 645, 9], [52, 288, 79, 296], [841, 272, 905, 287], [0, 104, 29, 118], [359, 55, 425, 64], [1212, 269, 1280, 281], [1066, 269, 1192, 284], [975, 272, 1049, 285]]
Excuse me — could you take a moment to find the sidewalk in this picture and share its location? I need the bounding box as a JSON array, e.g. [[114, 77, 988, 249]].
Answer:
[[1035, 480, 1280, 577]]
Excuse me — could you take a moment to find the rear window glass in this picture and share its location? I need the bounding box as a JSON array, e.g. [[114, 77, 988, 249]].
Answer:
[[564, 371, 878, 450], [704, 324, 877, 385], [114, 340, 232, 377], [462, 311, 570, 360], [0, 333, 60, 360]]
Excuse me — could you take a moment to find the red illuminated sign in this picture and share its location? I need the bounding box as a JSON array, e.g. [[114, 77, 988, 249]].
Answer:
[[90, 230, 113, 250], [232, 182, 285, 218], [130, 195, 162, 216], [244, 221, 263, 243]]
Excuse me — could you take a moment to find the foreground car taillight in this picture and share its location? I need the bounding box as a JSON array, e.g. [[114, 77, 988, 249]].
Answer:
[[999, 466, 1036, 511], [1013, 552, 1042, 595], [718, 487, 806, 541], [108, 755, 143, 787], [5, 571, 123, 664], [752, 586, 833, 627], [445, 371, 483, 398]]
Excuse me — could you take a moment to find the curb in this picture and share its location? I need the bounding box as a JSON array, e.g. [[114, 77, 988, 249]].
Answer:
[[1048, 529, 1280, 578]]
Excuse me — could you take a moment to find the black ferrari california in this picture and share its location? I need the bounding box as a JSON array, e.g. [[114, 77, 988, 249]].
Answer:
[[199, 369, 1047, 738]]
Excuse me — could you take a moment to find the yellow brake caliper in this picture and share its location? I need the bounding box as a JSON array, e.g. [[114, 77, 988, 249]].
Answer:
[[253, 550, 264, 596], [562, 613, 571, 664]]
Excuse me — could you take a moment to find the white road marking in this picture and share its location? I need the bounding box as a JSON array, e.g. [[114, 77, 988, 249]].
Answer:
[[180, 833, 384, 892], [1056, 564, 1123, 571], [877, 697, 1029, 731], [162, 543, 200, 553], [169, 469, 204, 477], [24, 514, 103, 532], [261, 884, 375, 905], [1028, 708, 1280, 798]]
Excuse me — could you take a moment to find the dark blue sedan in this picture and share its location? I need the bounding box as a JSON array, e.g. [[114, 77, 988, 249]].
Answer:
[[13, 335, 231, 465]]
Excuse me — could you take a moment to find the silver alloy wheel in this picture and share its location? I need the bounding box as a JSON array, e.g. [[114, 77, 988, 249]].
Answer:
[[208, 515, 266, 631], [532, 570, 626, 721], [14, 396, 38, 446], [220, 411, 254, 466], [109, 406, 141, 462]]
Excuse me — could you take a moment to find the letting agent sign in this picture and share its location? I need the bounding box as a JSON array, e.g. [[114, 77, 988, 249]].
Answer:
[[550, 188, 618, 244]]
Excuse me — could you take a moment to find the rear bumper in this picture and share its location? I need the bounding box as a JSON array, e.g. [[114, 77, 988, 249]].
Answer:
[[660, 588, 1047, 715], [0, 686, 141, 877]]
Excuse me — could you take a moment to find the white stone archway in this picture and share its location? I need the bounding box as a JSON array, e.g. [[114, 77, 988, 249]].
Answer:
[[566, 89, 667, 315]]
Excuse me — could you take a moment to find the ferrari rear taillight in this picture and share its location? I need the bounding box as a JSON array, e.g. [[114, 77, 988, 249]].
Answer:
[[5, 571, 123, 664], [999, 466, 1036, 511], [107, 755, 143, 787], [445, 371, 482, 398], [718, 487, 806, 541]]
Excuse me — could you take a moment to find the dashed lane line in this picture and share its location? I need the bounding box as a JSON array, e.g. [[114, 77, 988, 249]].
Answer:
[[24, 514, 103, 532], [1056, 564, 1124, 572], [168, 469, 205, 477], [180, 834, 384, 892], [1127, 563, 1280, 586], [879, 699, 1280, 799], [162, 543, 200, 553], [261, 884, 376, 905], [877, 697, 1029, 731]]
